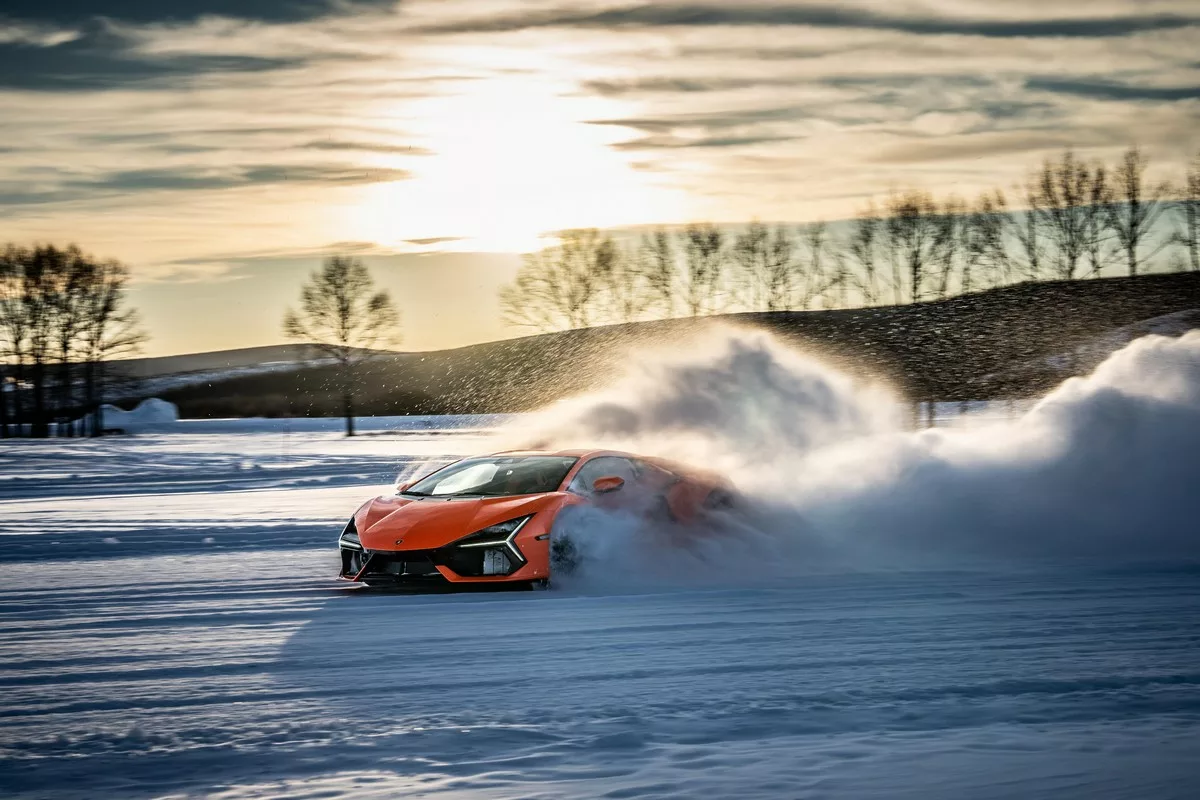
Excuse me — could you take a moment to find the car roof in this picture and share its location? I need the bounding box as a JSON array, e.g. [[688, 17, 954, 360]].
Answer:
[[486, 450, 719, 483], [489, 448, 634, 459]]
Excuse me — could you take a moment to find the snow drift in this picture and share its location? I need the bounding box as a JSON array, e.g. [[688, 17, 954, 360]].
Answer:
[[97, 398, 179, 432], [503, 327, 1200, 583]]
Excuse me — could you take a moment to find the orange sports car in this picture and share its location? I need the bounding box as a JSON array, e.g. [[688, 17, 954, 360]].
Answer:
[[337, 450, 737, 588]]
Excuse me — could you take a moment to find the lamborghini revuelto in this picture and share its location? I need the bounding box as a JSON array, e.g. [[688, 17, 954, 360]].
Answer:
[[337, 450, 736, 588]]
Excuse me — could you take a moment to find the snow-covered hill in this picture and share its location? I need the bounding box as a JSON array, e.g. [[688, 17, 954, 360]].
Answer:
[[977, 309, 1200, 391]]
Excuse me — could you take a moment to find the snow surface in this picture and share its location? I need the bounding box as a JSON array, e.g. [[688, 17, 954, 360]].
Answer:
[[2, 332, 1200, 798]]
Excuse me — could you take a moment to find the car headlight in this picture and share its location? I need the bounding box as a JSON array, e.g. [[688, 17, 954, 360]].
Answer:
[[443, 515, 531, 576], [338, 517, 362, 550]]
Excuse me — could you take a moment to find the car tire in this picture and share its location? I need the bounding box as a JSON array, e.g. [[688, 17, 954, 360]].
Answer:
[[550, 534, 579, 576]]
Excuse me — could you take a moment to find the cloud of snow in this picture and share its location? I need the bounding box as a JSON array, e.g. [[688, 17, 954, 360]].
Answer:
[[506, 326, 1200, 585]]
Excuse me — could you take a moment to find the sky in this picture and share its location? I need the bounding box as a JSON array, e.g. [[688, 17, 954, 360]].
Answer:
[[1, 1, 1198, 356]]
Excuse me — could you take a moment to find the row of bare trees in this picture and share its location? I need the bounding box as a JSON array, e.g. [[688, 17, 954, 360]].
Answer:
[[0, 245, 146, 438], [503, 147, 1200, 331]]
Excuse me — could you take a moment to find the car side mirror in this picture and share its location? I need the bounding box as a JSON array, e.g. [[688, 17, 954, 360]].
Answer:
[[592, 476, 625, 494]]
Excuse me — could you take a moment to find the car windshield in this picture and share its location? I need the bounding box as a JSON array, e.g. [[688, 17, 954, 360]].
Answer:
[[404, 456, 578, 498]]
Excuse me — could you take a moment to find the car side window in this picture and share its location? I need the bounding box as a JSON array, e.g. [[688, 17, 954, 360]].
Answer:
[[568, 457, 638, 496], [634, 459, 678, 490]]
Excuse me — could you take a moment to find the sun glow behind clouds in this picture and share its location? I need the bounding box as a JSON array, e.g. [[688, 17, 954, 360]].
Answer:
[[353, 48, 687, 252]]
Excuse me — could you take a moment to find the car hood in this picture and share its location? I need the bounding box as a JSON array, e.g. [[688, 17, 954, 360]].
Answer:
[[354, 492, 562, 551]]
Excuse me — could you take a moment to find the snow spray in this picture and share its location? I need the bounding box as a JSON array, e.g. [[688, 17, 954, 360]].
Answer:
[[499, 327, 1200, 587]]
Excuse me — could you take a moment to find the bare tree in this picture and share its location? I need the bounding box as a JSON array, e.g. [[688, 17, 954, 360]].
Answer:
[[679, 223, 725, 316], [733, 221, 796, 311], [765, 225, 798, 310], [501, 229, 616, 331], [78, 258, 147, 436], [963, 190, 1012, 290], [732, 221, 767, 310], [885, 190, 939, 303], [0, 248, 25, 438], [1106, 145, 1171, 276], [283, 256, 400, 436], [599, 245, 652, 324], [1012, 179, 1045, 281], [801, 221, 839, 308], [0, 245, 148, 438], [931, 196, 967, 299], [1032, 149, 1096, 280], [883, 205, 903, 304], [845, 203, 883, 305], [638, 228, 676, 318], [1083, 162, 1117, 277], [1175, 153, 1200, 272], [17, 247, 61, 437], [49, 247, 93, 435]]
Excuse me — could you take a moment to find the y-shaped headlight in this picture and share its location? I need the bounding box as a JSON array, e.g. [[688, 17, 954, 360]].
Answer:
[[451, 516, 531, 574]]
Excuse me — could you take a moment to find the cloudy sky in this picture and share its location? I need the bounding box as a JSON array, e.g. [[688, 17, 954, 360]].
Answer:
[[2, 1, 1197, 355]]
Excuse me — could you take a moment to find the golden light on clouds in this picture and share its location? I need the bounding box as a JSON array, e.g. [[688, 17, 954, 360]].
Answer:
[[352, 49, 689, 252], [3, 0, 1198, 355]]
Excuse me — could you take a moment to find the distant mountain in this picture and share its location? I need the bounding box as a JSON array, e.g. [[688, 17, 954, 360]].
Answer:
[[138, 272, 1200, 418]]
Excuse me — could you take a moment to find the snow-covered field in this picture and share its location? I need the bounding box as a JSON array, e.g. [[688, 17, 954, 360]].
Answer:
[[3, 330, 1200, 799]]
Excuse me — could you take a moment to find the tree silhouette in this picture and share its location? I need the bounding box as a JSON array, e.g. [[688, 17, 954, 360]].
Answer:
[[78, 259, 146, 436], [884, 190, 939, 303], [601, 245, 652, 324], [1031, 149, 1102, 279], [1175, 153, 1200, 273], [801, 221, 835, 308], [1083, 162, 1117, 277], [845, 204, 883, 306], [283, 256, 399, 436], [733, 221, 796, 311], [964, 190, 1012, 290], [0, 249, 25, 437], [0, 245, 145, 437], [1106, 146, 1171, 276], [495, 145, 1194, 334], [15, 247, 61, 437], [931, 196, 967, 299], [1012, 178, 1045, 281], [49, 247, 92, 435], [501, 229, 616, 331], [638, 228, 677, 318], [680, 223, 726, 316]]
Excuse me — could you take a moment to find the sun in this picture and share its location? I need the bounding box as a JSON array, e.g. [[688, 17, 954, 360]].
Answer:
[[350, 53, 686, 253]]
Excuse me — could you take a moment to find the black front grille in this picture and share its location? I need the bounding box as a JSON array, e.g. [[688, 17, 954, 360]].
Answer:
[[340, 546, 369, 576], [358, 550, 442, 583], [434, 545, 517, 577]]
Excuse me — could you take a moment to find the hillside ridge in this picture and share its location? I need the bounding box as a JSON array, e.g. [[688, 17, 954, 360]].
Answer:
[[145, 272, 1200, 418]]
